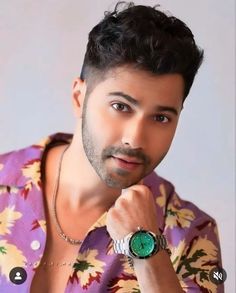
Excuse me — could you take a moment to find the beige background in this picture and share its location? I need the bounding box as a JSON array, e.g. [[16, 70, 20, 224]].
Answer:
[[0, 0, 235, 291]]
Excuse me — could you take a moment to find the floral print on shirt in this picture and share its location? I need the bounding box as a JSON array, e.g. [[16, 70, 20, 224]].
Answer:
[[0, 133, 224, 292]]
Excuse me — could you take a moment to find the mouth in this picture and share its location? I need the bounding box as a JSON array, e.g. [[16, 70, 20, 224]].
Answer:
[[112, 155, 143, 164], [111, 156, 143, 171]]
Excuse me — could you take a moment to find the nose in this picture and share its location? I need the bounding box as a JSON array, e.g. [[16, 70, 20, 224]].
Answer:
[[121, 117, 146, 149]]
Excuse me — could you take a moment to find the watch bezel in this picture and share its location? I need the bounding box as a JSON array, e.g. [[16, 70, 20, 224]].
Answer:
[[128, 229, 157, 259]]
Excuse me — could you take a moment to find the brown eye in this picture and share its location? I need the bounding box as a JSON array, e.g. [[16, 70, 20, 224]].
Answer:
[[153, 115, 169, 123], [112, 103, 130, 112]]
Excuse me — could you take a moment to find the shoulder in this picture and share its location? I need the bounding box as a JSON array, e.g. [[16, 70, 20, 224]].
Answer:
[[145, 171, 216, 224], [0, 132, 73, 187], [0, 144, 42, 187]]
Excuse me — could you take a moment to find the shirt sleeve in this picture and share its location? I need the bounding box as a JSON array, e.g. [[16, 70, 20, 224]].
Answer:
[[164, 192, 224, 293], [179, 219, 224, 293]]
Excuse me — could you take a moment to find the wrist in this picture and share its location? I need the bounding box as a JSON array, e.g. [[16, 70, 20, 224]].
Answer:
[[132, 248, 171, 267], [113, 227, 171, 268]]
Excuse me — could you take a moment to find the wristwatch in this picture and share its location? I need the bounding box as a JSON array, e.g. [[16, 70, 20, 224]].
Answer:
[[113, 227, 171, 264]]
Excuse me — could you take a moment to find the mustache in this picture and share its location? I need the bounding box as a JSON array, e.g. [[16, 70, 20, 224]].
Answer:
[[102, 146, 150, 164]]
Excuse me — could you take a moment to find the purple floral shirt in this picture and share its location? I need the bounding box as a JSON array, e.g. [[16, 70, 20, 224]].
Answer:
[[0, 133, 224, 292]]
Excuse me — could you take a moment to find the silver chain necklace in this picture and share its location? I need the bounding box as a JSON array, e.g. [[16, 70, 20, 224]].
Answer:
[[51, 144, 83, 245]]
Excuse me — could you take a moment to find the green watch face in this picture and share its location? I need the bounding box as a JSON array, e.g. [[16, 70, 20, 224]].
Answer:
[[129, 230, 157, 258]]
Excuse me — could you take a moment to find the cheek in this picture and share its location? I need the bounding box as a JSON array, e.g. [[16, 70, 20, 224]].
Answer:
[[149, 127, 177, 160], [86, 104, 121, 146]]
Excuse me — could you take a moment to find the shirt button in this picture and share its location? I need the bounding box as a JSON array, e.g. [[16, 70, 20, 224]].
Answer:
[[31, 240, 41, 250]]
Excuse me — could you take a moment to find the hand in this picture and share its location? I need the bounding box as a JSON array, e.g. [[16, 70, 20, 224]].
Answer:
[[106, 180, 159, 241]]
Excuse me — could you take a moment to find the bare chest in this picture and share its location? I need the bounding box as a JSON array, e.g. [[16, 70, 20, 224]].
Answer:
[[30, 145, 104, 292], [30, 191, 100, 292], [30, 211, 82, 293]]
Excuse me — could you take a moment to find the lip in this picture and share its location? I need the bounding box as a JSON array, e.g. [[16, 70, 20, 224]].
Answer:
[[111, 156, 143, 171], [112, 155, 143, 164]]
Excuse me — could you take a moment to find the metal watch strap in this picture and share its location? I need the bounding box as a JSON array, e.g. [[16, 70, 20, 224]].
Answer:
[[113, 232, 171, 257], [113, 232, 133, 257]]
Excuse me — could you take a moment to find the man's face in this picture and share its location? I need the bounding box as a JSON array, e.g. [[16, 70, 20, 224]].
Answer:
[[81, 66, 184, 189]]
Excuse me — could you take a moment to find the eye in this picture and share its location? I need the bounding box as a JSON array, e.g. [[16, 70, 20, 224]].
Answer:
[[153, 115, 170, 123], [111, 102, 130, 112]]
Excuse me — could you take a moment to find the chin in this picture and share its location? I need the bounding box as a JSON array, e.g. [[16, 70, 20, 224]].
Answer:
[[103, 174, 140, 189]]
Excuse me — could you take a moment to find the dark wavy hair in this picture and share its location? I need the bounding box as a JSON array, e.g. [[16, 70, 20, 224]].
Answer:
[[80, 2, 204, 101]]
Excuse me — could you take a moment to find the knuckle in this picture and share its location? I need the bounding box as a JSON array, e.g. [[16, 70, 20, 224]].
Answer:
[[110, 207, 119, 219], [128, 189, 139, 198], [116, 197, 127, 208], [142, 186, 152, 197]]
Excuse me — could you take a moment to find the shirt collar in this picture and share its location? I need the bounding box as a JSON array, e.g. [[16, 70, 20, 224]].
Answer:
[[0, 132, 73, 187]]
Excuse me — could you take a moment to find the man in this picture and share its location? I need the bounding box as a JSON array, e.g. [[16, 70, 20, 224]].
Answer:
[[0, 2, 223, 293]]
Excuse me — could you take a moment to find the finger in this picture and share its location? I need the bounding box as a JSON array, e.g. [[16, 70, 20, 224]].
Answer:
[[121, 178, 144, 195], [121, 188, 128, 195]]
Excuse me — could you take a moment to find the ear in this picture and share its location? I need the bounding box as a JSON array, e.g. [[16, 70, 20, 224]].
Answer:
[[72, 78, 87, 118]]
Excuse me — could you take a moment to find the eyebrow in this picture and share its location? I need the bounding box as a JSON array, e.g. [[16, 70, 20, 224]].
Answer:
[[108, 91, 179, 116]]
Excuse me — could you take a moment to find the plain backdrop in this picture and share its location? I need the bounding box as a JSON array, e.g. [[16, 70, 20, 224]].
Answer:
[[0, 0, 235, 292]]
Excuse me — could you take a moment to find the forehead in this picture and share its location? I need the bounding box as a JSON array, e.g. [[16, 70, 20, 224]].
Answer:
[[87, 66, 184, 109]]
